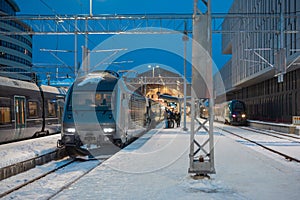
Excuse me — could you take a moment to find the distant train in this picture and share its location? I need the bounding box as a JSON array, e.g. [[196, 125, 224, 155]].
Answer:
[[199, 100, 209, 119], [58, 71, 163, 157], [214, 100, 247, 125], [0, 76, 66, 144]]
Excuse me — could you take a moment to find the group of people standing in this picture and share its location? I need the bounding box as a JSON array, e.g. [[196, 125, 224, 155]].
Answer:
[[164, 108, 181, 128]]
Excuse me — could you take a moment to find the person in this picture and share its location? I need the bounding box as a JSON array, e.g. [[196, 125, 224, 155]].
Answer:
[[164, 108, 169, 128], [168, 109, 175, 128], [175, 111, 181, 127]]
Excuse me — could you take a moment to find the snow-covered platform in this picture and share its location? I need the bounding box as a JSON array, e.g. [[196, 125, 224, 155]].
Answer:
[[54, 124, 300, 200], [249, 120, 300, 135], [0, 135, 61, 169]]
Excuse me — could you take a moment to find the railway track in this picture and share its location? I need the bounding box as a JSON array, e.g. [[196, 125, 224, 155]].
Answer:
[[0, 158, 74, 198], [0, 156, 107, 199], [215, 125, 300, 163], [240, 126, 300, 143], [0, 148, 66, 181]]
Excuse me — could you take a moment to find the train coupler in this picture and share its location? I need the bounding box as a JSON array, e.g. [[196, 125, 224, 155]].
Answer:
[[57, 139, 64, 148]]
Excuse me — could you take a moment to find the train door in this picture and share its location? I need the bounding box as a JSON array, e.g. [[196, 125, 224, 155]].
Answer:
[[14, 96, 26, 130]]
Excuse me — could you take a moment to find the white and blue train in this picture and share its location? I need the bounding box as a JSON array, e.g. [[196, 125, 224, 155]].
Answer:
[[58, 70, 163, 157]]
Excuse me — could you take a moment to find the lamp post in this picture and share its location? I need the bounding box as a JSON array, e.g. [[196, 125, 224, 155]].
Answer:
[[182, 22, 188, 131], [148, 65, 159, 77], [148, 65, 159, 100]]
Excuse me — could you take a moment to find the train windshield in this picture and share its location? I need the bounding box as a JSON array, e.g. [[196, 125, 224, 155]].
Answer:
[[232, 101, 245, 111], [69, 91, 112, 111]]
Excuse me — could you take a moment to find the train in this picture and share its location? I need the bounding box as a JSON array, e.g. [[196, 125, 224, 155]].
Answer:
[[0, 76, 66, 144], [214, 100, 247, 125], [199, 100, 209, 119], [57, 70, 163, 157]]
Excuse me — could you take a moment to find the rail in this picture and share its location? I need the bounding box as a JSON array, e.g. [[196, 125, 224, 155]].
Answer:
[[217, 127, 300, 163]]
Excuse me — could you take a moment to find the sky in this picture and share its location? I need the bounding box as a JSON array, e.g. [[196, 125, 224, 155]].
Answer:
[[14, 0, 234, 80]]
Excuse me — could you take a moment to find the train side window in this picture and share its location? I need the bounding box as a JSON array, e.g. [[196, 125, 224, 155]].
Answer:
[[28, 101, 38, 118], [0, 107, 11, 124], [0, 97, 11, 124], [47, 100, 57, 117]]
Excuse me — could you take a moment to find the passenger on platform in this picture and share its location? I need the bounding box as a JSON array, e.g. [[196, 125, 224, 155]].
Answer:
[[175, 111, 181, 127], [164, 108, 169, 128], [168, 109, 175, 128]]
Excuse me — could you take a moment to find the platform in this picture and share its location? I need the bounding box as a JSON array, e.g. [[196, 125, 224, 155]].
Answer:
[[249, 120, 300, 135], [53, 123, 300, 199]]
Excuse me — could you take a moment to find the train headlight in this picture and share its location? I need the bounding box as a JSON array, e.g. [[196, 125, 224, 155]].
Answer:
[[242, 114, 246, 118], [66, 128, 76, 133], [103, 128, 115, 133]]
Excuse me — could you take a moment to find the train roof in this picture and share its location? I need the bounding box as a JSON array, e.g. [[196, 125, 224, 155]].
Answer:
[[228, 99, 245, 104], [40, 85, 67, 95], [73, 71, 119, 91], [0, 76, 39, 91]]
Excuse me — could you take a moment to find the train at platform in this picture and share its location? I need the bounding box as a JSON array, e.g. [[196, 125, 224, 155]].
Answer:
[[214, 100, 247, 125], [0, 76, 66, 144], [200, 99, 247, 125], [58, 70, 163, 157]]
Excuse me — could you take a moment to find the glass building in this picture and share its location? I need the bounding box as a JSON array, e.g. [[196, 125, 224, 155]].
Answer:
[[0, 0, 33, 81], [215, 0, 300, 123]]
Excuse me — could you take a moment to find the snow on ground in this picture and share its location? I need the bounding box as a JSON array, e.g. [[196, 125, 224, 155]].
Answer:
[[0, 134, 61, 168], [214, 123, 300, 167], [52, 123, 300, 200], [1, 159, 100, 200], [1, 122, 299, 199]]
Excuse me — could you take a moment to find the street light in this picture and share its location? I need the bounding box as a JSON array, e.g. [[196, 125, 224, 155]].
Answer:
[[148, 65, 160, 100], [148, 65, 159, 77]]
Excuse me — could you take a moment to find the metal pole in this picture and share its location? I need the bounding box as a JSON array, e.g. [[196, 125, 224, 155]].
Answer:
[[152, 67, 154, 77], [183, 21, 188, 131], [90, 0, 93, 16], [189, 0, 215, 176], [85, 17, 89, 74], [74, 18, 78, 77]]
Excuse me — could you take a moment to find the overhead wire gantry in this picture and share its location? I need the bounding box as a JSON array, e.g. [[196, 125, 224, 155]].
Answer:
[[1, 4, 299, 177]]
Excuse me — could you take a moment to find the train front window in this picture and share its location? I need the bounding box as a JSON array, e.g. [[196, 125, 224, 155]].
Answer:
[[72, 92, 112, 111], [233, 102, 245, 111], [95, 93, 112, 109]]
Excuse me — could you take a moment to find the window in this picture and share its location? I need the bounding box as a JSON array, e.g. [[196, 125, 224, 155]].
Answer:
[[0, 0, 16, 15], [0, 97, 11, 124], [28, 101, 38, 118], [47, 100, 57, 117], [95, 93, 112, 107], [0, 107, 11, 124]]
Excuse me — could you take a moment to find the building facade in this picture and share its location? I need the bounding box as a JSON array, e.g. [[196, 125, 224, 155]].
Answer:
[[216, 0, 300, 123], [125, 67, 191, 100], [0, 0, 33, 81]]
